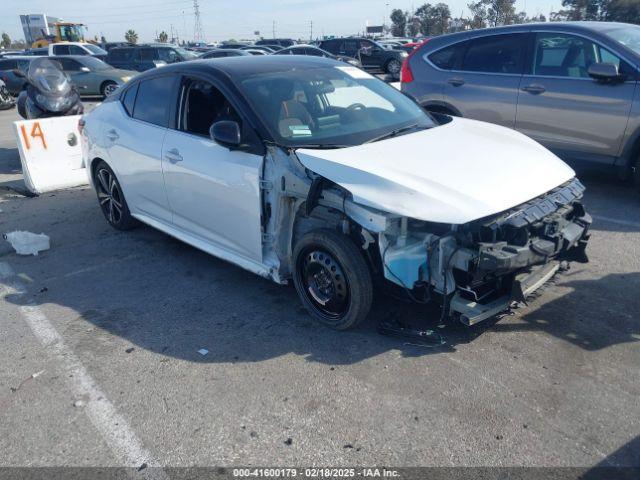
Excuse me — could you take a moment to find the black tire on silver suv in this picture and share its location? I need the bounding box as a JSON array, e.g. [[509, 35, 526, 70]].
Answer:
[[93, 160, 139, 230], [293, 229, 373, 330]]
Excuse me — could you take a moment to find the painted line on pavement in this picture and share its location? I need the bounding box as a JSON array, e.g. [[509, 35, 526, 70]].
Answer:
[[0, 261, 167, 478]]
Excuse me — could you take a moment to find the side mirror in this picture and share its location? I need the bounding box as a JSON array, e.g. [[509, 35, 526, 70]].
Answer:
[[12, 69, 26, 78], [210, 121, 241, 149], [588, 62, 620, 81]]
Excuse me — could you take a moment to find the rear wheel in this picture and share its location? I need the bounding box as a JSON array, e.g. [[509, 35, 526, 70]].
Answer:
[[386, 59, 402, 78], [293, 229, 373, 330], [93, 161, 138, 230], [101, 81, 118, 98]]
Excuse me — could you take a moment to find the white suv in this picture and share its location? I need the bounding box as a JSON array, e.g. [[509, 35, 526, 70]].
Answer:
[[48, 42, 107, 60]]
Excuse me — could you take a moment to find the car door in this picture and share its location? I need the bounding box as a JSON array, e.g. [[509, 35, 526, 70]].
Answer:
[[442, 33, 527, 128], [161, 76, 264, 263], [103, 75, 177, 224], [515, 31, 637, 165], [358, 39, 384, 70], [56, 57, 92, 93]]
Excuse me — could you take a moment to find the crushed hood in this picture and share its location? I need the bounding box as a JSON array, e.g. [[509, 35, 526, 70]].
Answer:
[[296, 117, 576, 224]]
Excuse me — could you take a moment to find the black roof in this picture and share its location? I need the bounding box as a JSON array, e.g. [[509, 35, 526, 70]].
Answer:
[[152, 55, 341, 78]]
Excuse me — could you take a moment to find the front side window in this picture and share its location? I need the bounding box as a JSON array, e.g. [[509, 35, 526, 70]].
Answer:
[[140, 49, 157, 61], [532, 33, 596, 78], [460, 34, 525, 74], [239, 65, 434, 147], [57, 58, 82, 71], [69, 45, 88, 55], [157, 49, 180, 63], [180, 79, 241, 137], [0, 60, 18, 70], [131, 76, 175, 126]]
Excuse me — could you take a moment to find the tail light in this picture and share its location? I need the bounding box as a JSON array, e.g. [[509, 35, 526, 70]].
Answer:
[[401, 39, 431, 84]]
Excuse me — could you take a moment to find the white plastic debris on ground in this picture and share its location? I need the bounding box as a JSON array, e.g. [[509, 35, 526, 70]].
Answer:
[[3, 231, 50, 256], [197, 349, 209, 356]]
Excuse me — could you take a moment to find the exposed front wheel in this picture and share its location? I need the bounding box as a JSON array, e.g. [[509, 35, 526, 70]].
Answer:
[[93, 161, 138, 230], [293, 229, 373, 330], [386, 59, 402, 78]]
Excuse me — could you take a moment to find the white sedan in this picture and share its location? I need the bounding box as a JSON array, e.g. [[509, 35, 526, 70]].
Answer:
[[81, 56, 591, 330]]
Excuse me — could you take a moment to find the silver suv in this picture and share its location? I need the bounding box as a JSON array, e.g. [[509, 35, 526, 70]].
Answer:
[[401, 22, 640, 189]]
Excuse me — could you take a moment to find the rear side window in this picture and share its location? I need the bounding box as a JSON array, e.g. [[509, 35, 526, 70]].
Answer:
[[53, 45, 71, 55], [132, 76, 175, 126], [0, 60, 18, 70], [428, 45, 460, 70], [122, 84, 138, 116], [460, 34, 525, 74], [109, 49, 135, 61]]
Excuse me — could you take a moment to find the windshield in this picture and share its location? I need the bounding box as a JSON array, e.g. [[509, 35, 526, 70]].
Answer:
[[80, 56, 110, 70], [27, 57, 72, 96], [85, 44, 108, 55], [604, 25, 640, 56], [174, 47, 198, 59], [238, 65, 434, 147]]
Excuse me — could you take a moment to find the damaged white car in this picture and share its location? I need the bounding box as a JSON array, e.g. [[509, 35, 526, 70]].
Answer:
[[81, 56, 591, 330]]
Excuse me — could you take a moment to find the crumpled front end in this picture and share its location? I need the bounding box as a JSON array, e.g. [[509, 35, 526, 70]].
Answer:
[[379, 178, 591, 325]]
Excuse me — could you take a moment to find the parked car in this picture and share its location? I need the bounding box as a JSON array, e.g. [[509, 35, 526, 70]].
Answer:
[[0, 56, 34, 94], [256, 38, 296, 48], [274, 45, 362, 67], [100, 42, 135, 52], [48, 42, 108, 61], [219, 42, 252, 49], [243, 49, 269, 56], [105, 45, 198, 72], [318, 37, 407, 77], [401, 21, 640, 188], [241, 45, 275, 54], [81, 56, 591, 330], [200, 49, 251, 59], [51, 55, 136, 97], [259, 44, 284, 51]]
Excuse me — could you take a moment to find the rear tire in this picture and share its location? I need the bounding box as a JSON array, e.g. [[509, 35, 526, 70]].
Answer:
[[93, 160, 139, 230], [101, 81, 118, 98], [386, 59, 402, 78], [293, 229, 373, 330]]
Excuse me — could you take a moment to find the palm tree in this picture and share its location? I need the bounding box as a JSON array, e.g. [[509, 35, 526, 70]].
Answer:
[[124, 29, 138, 44], [158, 31, 168, 43]]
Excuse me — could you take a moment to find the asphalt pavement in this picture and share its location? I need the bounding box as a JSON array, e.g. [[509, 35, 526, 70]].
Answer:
[[0, 101, 638, 471]]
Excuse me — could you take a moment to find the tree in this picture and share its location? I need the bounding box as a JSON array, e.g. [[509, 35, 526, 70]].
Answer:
[[390, 9, 408, 37], [1, 32, 10, 49], [158, 31, 168, 43], [603, 0, 640, 23], [124, 29, 138, 44], [414, 3, 451, 35], [467, 0, 517, 27]]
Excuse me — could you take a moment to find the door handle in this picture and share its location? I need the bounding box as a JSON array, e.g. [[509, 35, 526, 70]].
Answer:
[[521, 84, 546, 94], [164, 148, 183, 163], [447, 77, 465, 87], [106, 129, 119, 141]]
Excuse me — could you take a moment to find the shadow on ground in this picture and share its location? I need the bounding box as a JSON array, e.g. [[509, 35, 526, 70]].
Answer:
[[1, 220, 638, 365]]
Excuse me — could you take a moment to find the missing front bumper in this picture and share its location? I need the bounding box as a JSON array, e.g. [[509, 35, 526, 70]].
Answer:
[[452, 261, 562, 326]]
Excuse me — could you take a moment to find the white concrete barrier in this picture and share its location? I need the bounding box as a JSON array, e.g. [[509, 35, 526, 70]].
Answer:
[[13, 115, 88, 195]]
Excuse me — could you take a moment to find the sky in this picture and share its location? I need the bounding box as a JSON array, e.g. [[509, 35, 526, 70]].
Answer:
[[3, 0, 561, 44]]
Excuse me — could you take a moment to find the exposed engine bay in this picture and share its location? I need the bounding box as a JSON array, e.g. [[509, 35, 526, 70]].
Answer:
[[259, 146, 591, 326]]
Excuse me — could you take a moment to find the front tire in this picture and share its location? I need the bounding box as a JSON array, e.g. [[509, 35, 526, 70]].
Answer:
[[293, 229, 373, 330], [93, 161, 138, 230]]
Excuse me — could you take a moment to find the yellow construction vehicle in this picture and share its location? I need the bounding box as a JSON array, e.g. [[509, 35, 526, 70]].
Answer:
[[31, 22, 88, 48]]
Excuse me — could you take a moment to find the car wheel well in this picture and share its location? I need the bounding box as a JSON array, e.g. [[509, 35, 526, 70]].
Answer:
[[100, 80, 117, 96], [90, 157, 106, 184]]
